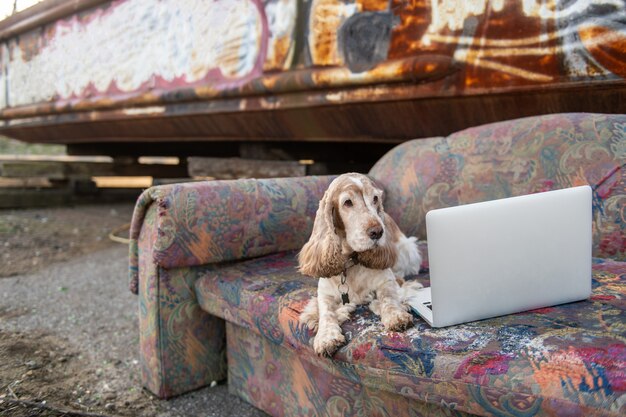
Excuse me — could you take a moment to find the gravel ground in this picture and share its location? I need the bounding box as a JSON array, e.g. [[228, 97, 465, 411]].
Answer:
[[0, 204, 136, 278], [0, 212, 267, 417]]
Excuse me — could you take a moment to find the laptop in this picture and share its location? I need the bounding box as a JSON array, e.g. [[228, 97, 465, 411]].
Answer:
[[408, 185, 592, 327]]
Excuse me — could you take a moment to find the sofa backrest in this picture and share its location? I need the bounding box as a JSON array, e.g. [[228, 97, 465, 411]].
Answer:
[[369, 113, 626, 260]]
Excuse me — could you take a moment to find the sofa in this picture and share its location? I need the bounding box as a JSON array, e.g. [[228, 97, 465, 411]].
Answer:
[[129, 113, 625, 416]]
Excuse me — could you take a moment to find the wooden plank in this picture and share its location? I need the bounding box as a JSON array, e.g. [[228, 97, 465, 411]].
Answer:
[[151, 178, 206, 186], [0, 187, 141, 209], [0, 161, 65, 179], [188, 157, 306, 179], [0, 160, 187, 179], [0, 177, 52, 188]]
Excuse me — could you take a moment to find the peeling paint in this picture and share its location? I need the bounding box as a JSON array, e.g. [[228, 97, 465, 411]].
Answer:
[[6, 0, 267, 106], [0, 0, 623, 121], [264, 0, 297, 71], [308, 0, 359, 66], [426, 0, 506, 34]]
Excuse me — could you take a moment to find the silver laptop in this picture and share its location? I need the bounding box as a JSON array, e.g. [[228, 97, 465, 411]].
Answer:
[[408, 186, 592, 327]]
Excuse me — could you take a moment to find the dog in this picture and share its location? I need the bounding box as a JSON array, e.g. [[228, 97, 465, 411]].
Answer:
[[298, 173, 422, 357]]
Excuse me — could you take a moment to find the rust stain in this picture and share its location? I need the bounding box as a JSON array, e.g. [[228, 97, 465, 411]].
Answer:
[[455, 0, 559, 88], [355, 0, 389, 12], [0, 0, 624, 124], [388, 0, 438, 60], [310, 55, 454, 87], [14, 30, 45, 63], [579, 24, 626, 78], [264, 35, 292, 71], [308, 0, 357, 66]]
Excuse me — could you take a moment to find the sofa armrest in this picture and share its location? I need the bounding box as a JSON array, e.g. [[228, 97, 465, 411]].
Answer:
[[128, 175, 333, 397], [133, 199, 227, 397], [129, 175, 335, 294]]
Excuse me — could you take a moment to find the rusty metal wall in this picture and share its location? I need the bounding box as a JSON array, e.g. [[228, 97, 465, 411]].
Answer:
[[0, 0, 624, 142]]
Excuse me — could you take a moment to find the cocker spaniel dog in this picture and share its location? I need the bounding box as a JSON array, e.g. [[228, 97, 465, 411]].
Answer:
[[298, 173, 422, 356]]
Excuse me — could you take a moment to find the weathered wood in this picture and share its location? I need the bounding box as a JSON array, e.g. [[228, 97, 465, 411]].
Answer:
[[0, 160, 66, 179], [188, 157, 306, 179], [0, 159, 187, 179], [0, 177, 52, 188], [0, 187, 141, 208], [151, 178, 205, 186]]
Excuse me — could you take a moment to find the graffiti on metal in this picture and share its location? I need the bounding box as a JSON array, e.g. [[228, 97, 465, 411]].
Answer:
[[0, 0, 624, 114]]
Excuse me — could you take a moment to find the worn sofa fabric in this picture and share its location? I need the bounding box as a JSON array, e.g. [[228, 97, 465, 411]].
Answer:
[[194, 252, 624, 417], [130, 113, 625, 414], [135, 199, 227, 398], [369, 113, 626, 260], [129, 176, 335, 397], [226, 322, 478, 417], [129, 175, 336, 294]]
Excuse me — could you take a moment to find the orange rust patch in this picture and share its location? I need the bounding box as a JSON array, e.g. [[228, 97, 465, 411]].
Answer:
[[387, 0, 437, 59], [579, 25, 626, 77], [356, 0, 389, 11], [308, 0, 357, 66], [14, 31, 45, 62], [265, 35, 293, 71], [459, 0, 559, 88]]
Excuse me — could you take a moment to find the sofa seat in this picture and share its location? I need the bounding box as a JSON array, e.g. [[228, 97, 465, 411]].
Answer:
[[194, 250, 626, 416]]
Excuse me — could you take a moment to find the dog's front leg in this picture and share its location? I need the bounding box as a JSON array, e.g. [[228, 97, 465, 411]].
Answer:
[[313, 280, 346, 357], [376, 272, 414, 331]]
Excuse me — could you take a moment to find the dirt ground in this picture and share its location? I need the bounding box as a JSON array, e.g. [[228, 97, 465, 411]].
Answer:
[[0, 328, 158, 417], [0, 203, 156, 416], [0, 204, 266, 417], [0, 204, 134, 278]]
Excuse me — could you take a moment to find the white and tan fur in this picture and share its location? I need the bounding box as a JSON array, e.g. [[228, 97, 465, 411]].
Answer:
[[298, 173, 422, 357]]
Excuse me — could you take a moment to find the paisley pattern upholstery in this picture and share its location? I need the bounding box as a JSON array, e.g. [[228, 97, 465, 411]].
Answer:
[[370, 113, 626, 260], [195, 251, 625, 417], [136, 203, 227, 398], [227, 322, 478, 417], [129, 113, 626, 413]]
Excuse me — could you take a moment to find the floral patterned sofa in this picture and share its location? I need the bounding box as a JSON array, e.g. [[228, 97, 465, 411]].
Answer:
[[129, 113, 625, 416]]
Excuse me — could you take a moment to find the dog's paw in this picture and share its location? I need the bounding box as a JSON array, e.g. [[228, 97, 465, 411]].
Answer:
[[313, 327, 345, 357], [299, 298, 319, 332], [335, 303, 355, 325], [382, 309, 414, 332], [402, 280, 423, 290], [300, 311, 319, 332], [368, 299, 381, 316]]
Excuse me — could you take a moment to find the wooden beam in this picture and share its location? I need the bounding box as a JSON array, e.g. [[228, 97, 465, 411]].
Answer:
[[188, 157, 306, 179], [0, 187, 141, 208], [0, 159, 187, 179]]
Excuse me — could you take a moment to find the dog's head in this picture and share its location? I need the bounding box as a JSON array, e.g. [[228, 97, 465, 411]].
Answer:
[[298, 173, 398, 277]]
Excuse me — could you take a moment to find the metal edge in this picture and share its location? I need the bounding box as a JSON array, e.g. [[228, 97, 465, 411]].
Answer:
[[0, 0, 110, 42]]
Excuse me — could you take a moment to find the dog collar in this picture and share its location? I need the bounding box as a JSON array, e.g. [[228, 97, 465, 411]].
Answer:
[[338, 253, 359, 305]]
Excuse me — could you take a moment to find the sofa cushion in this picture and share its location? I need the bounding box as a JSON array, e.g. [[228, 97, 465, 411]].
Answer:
[[195, 251, 625, 417], [370, 113, 626, 260]]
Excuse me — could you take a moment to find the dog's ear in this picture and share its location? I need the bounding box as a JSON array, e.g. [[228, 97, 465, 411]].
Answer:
[[298, 188, 346, 278], [357, 212, 398, 270]]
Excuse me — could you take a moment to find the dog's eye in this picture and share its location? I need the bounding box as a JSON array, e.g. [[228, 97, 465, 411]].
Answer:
[[343, 199, 353, 208], [373, 195, 379, 204]]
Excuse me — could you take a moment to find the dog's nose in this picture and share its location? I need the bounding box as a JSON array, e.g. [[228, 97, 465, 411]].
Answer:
[[368, 226, 383, 241]]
